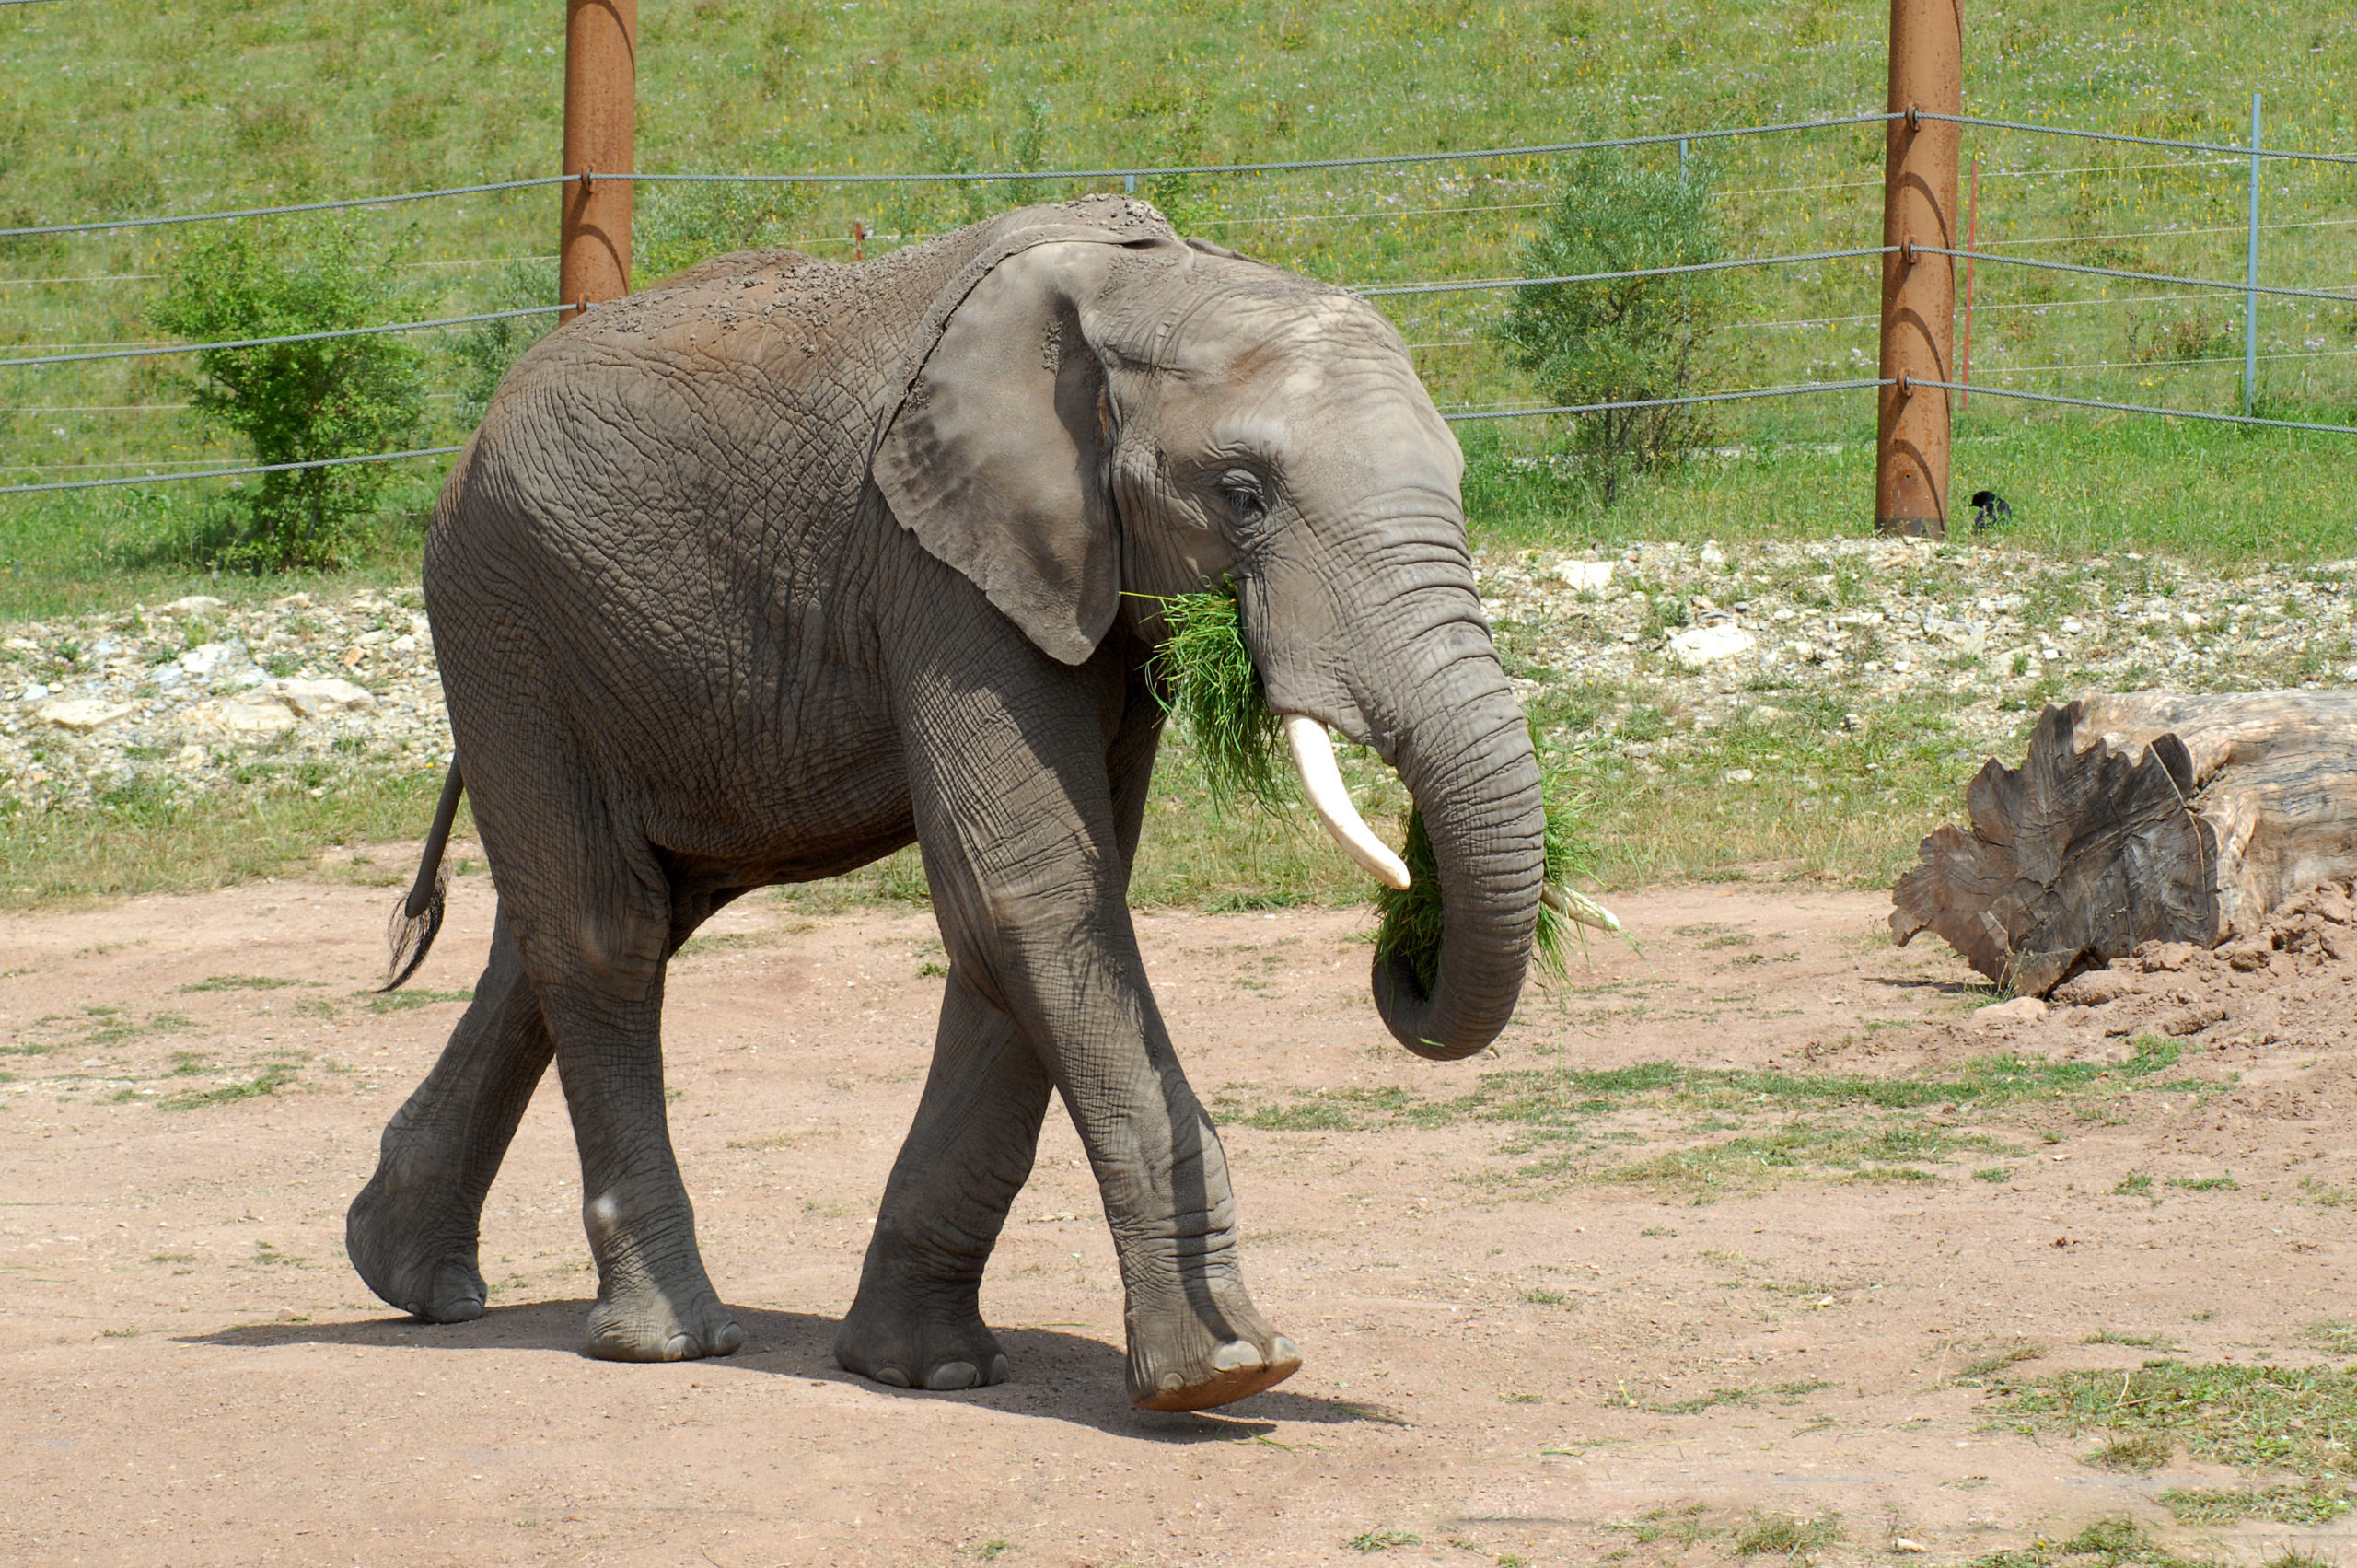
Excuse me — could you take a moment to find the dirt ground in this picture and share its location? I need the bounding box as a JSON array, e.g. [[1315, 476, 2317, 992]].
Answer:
[[4, 856, 2354, 1568]]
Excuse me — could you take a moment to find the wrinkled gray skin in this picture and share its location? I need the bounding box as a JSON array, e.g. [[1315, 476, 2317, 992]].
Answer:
[[345, 197, 1544, 1412]]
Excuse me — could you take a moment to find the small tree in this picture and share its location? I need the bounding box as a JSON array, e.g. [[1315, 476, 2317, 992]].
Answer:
[[1495, 152, 1728, 505], [150, 220, 427, 570], [449, 257, 558, 428]]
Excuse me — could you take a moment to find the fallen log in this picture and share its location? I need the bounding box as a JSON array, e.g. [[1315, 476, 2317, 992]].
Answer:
[[1890, 691, 2357, 995]]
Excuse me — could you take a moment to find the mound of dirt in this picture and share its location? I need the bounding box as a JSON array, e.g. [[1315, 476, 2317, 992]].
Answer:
[[2042, 879, 2357, 1051]]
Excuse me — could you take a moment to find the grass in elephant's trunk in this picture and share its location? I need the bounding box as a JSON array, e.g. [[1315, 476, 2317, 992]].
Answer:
[[1143, 585, 1610, 983]]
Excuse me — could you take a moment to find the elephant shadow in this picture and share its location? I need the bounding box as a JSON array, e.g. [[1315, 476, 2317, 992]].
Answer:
[[182, 1301, 1402, 1442]]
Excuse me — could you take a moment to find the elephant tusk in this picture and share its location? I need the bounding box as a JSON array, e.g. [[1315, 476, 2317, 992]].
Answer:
[[1541, 883, 1623, 935], [1281, 714, 1411, 891]]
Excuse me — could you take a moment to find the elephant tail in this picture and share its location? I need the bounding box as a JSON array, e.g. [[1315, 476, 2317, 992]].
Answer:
[[382, 761, 466, 993]]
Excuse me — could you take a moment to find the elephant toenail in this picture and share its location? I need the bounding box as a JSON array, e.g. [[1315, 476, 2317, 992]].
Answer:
[[712, 1321, 745, 1354], [1158, 1371, 1186, 1392], [988, 1354, 1012, 1384], [873, 1367, 912, 1388], [1212, 1341, 1266, 1373], [663, 1333, 697, 1360], [1270, 1335, 1301, 1365], [925, 1361, 979, 1390]]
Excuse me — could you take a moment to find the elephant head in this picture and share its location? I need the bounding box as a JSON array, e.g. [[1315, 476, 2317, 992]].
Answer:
[[875, 200, 1545, 1060]]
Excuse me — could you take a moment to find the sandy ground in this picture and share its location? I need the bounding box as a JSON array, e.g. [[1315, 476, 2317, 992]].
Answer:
[[3, 859, 2353, 1568]]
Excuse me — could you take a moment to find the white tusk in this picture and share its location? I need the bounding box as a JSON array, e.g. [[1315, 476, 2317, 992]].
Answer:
[[1541, 883, 1623, 935], [1282, 714, 1411, 890]]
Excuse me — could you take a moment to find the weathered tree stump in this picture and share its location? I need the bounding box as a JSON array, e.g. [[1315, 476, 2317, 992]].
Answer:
[[1890, 691, 2357, 995]]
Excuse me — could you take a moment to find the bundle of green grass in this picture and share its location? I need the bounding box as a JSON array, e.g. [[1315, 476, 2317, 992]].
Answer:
[[1145, 587, 1621, 990]]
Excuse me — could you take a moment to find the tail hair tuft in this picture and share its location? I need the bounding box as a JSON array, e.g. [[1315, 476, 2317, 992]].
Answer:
[[381, 865, 448, 993]]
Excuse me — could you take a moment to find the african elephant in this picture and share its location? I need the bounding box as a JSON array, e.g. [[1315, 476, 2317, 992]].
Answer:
[[345, 195, 1545, 1412]]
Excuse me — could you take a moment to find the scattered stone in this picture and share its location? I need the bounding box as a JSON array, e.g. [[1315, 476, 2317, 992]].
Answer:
[[2154, 1003, 2230, 1037], [1975, 996, 2048, 1027], [272, 679, 377, 718], [215, 700, 299, 736], [1557, 560, 1614, 590], [1666, 624, 1755, 667], [36, 698, 134, 733], [163, 595, 227, 616]]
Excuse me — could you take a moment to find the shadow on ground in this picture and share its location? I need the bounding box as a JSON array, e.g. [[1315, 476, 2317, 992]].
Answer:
[[183, 1300, 1400, 1440]]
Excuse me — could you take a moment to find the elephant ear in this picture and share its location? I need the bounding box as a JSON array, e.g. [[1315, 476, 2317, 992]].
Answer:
[[874, 236, 1169, 666]]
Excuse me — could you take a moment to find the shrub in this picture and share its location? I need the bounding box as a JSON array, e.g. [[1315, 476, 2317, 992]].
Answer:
[[148, 220, 427, 571], [1495, 151, 1729, 505], [634, 180, 808, 281], [448, 257, 559, 427]]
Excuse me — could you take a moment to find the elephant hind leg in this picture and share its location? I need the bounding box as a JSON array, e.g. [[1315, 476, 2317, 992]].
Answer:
[[348, 908, 553, 1322], [836, 969, 1051, 1392]]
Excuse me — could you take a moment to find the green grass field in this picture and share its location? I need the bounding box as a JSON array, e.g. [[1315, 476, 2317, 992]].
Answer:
[[4, 1, 2354, 907]]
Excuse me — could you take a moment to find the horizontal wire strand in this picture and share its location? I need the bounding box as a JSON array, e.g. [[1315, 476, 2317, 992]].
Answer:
[[1355, 246, 1892, 296], [0, 445, 467, 496], [1913, 378, 2357, 435], [1928, 111, 2357, 168], [0, 304, 565, 369], [0, 114, 1897, 241], [1441, 379, 1891, 420], [1917, 245, 2357, 306]]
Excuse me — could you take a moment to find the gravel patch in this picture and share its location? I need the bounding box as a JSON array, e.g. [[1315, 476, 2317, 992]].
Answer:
[[5, 536, 2355, 817]]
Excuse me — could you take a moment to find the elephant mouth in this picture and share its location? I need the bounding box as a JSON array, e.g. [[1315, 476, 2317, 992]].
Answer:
[[1274, 714, 1410, 890]]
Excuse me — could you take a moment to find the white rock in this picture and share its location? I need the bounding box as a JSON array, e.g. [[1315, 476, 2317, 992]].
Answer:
[[1666, 624, 1756, 667], [1699, 540, 1726, 567], [1556, 560, 1614, 591], [164, 595, 227, 616], [20, 682, 52, 703], [218, 700, 299, 736], [1975, 996, 2049, 1027], [1722, 768, 1755, 784], [37, 698, 134, 732], [271, 678, 377, 718], [180, 640, 257, 683]]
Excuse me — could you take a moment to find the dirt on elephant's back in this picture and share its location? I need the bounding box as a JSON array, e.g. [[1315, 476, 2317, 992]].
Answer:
[[3, 865, 2351, 1566]]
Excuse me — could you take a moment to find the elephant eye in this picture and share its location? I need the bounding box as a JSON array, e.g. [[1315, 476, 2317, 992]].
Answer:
[[1218, 475, 1268, 527]]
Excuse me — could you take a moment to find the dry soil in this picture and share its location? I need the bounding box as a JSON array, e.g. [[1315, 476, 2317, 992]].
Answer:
[[3, 859, 2354, 1567]]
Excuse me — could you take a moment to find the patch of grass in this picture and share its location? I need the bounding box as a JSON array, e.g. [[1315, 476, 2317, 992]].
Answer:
[[2084, 1330, 2177, 1351], [2, 769, 467, 912], [2168, 1174, 2239, 1191], [1975, 1167, 2014, 1182], [1957, 1343, 2048, 1383], [2158, 1485, 2354, 1527], [1732, 1511, 1840, 1562], [363, 988, 473, 1014], [1343, 1528, 1421, 1553], [2085, 1434, 2173, 1472], [157, 1061, 298, 1109], [180, 974, 303, 993], [2113, 1173, 2154, 1197], [2303, 1322, 2357, 1357], [1968, 1516, 2225, 1568], [1998, 1363, 2357, 1478]]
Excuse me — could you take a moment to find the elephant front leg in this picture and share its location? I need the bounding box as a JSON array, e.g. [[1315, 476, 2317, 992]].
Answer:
[[836, 970, 1051, 1391]]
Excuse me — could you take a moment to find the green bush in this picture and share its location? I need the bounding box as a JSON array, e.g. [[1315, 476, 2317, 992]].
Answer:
[[1495, 152, 1730, 505], [148, 220, 428, 571], [634, 181, 808, 281], [448, 257, 559, 427]]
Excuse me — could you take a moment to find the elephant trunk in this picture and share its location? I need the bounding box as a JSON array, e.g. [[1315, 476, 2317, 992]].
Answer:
[[1260, 556, 1546, 1062], [1364, 631, 1546, 1060]]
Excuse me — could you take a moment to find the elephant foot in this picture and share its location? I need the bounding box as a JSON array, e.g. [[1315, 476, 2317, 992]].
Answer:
[[834, 1288, 1012, 1392], [581, 1190, 744, 1362], [345, 1160, 489, 1324], [1124, 1271, 1301, 1412]]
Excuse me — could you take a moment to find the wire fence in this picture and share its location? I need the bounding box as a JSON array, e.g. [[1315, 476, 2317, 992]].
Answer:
[[4, 98, 2353, 500]]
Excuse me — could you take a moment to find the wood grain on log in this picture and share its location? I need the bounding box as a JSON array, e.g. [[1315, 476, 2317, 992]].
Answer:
[[1890, 692, 2357, 995]]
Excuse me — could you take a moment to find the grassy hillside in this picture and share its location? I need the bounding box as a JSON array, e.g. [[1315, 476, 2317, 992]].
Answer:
[[1, 0, 2353, 616]]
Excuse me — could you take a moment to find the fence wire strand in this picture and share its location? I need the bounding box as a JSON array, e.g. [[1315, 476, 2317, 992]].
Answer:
[[1927, 111, 2357, 169], [1918, 378, 2357, 436], [0, 446, 469, 496], [0, 113, 1896, 241], [1920, 245, 2357, 307], [1442, 379, 1891, 421], [1356, 246, 1892, 297], [0, 304, 568, 370]]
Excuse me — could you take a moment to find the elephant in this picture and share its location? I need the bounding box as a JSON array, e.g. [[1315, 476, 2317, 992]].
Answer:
[[345, 194, 1546, 1412]]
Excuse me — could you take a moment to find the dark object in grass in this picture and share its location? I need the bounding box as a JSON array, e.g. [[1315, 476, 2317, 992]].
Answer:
[[1969, 488, 2012, 530]]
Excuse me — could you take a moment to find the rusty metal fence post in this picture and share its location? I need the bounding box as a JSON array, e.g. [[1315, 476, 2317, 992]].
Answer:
[[1874, 0, 1962, 538], [562, 0, 637, 319]]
